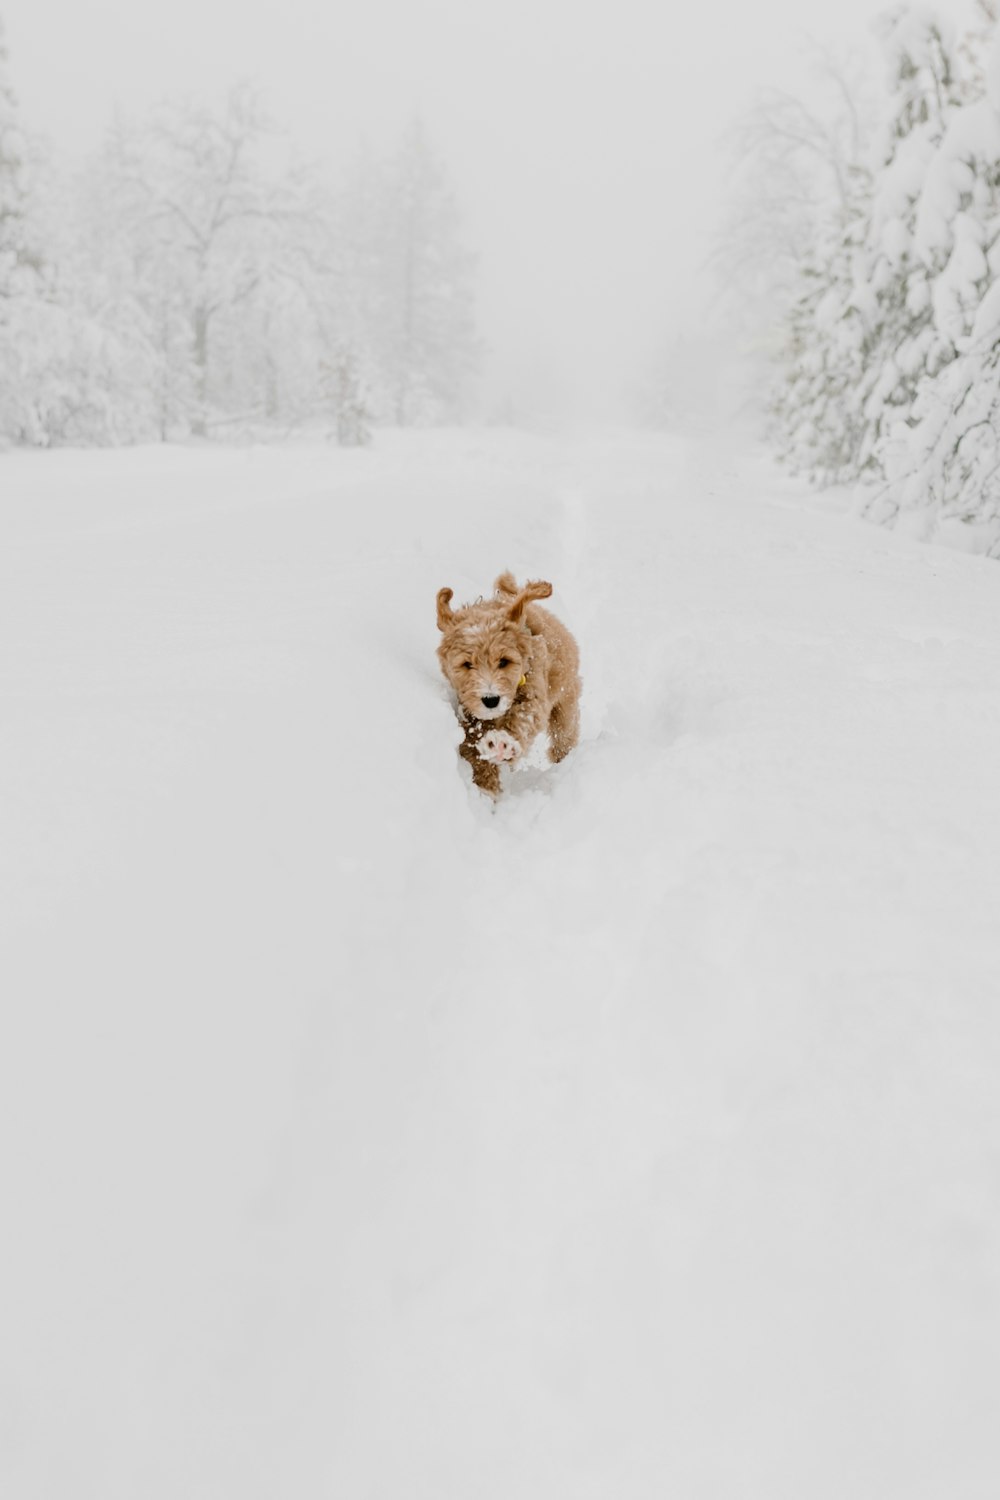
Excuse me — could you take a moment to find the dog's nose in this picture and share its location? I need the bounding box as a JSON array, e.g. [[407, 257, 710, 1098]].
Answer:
[[481, 695, 501, 709]]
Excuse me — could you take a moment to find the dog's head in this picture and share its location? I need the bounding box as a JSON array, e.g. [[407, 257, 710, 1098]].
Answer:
[[436, 578, 552, 721]]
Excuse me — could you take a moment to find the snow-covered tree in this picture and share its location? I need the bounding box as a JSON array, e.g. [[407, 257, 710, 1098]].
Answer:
[[0, 60, 481, 447], [2, 46, 161, 448], [761, 2, 1000, 555], [76, 115, 193, 439], [0, 15, 44, 442], [871, 34, 1000, 546], [0, 15, 29, 293], [706, 44, 881, 472], [876, 284, 1000, 551], [769, 199, 871, 484], [320, 348, 372, 445], [959, 0, 999, 94], [757, 62, 874, 482], [21, 138, 164, 445], [113, 86, 316, 435], [358, 122, 480, 425], [849, 8, 967, 478], [769, 6, 970, 489], [714, 49, 874, 344]]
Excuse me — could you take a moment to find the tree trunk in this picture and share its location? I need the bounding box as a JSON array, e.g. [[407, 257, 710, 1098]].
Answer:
[[397, 199, 416, 427], [192, 303, 210, 437]]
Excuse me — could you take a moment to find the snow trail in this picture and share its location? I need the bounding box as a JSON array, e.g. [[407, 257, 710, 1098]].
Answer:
[[2, 428, 1000, 1498]]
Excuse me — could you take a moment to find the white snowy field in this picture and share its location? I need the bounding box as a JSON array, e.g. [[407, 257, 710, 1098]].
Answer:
[[2, 426, 1000, 1499]]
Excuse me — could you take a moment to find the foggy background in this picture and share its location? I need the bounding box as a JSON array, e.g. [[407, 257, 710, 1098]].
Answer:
[[4, 0, 980, 420]]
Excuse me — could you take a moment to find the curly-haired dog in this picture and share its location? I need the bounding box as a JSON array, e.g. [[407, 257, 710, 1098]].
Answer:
[[436, 571, 582, 796]]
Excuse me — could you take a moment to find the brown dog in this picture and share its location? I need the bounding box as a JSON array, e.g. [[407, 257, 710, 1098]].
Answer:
[[436, 571, 582, 796]]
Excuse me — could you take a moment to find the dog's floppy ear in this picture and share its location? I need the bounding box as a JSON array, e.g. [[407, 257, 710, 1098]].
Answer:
[[436, 587, 455, 631], [507, 579, 552, 623]]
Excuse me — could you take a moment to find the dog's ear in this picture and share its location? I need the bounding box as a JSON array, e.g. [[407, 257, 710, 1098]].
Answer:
[[507, 579, 552, 623], [436, 587, 455, 631]]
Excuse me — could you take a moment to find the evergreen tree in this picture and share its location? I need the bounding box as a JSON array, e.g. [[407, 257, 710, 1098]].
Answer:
[[769, 194, 871, 484], [958, 0, 999, 95], [769, 7, 968, 491], [874, 42, 1000, 545], [850, 9, 965, 479]]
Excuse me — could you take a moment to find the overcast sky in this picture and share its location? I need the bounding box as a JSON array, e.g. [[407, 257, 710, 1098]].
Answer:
[[2, 0, 983, 417]]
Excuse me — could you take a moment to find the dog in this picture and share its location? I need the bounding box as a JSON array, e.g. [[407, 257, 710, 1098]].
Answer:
[[436, 571, 581, 796]]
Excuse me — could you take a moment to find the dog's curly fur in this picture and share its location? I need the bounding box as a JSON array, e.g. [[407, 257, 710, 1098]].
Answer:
[[436, 571, 582, 796]]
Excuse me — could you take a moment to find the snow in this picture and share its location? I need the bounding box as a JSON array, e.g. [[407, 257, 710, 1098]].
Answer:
[[3, 427, 1000, 1498], [971, 274, 1000, 343], [988, 27, 1000, 115], [914, 100, 1000, 268], [879, 214, 911, 267]]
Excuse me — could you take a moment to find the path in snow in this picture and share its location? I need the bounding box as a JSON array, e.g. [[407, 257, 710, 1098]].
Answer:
[[2, 427, 1000, 1498]]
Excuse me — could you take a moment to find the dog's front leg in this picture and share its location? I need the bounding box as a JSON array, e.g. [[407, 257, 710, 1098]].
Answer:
[[459, 727, 502, 796], [492, 699, 546, 766], [479, 727, 522, 764]]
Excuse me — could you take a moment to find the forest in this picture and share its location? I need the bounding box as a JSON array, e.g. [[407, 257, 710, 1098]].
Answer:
[[6, 5, 1000, 554], [0, 20, 479, 447]]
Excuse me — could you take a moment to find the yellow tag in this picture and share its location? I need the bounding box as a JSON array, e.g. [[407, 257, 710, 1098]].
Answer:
[[518, 675, 527, 688]]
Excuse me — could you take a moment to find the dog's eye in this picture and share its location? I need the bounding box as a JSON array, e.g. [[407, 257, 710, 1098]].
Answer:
[[461, 661, 473, 670], [498, 657, 511, 669]]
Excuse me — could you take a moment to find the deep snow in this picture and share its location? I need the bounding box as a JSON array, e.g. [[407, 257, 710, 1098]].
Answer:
[[2, 427, 1000, 1498]]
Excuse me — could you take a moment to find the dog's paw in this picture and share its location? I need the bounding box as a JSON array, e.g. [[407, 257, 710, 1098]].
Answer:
[[478, 729, 521, 764]]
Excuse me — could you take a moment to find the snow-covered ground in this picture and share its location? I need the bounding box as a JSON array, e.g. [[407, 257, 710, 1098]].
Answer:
[[3, 426, 1000, 1498]]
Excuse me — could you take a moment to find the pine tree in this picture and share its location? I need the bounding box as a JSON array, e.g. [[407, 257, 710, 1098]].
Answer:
[[874, 27, 1000, 547], [769, 186, 871, 484], [958, 0, 999, 94], [878, 282, 1000, 552], [850, 9, 966, 484], [762, 67, 874, 484], [769, 8, 972, 493]]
